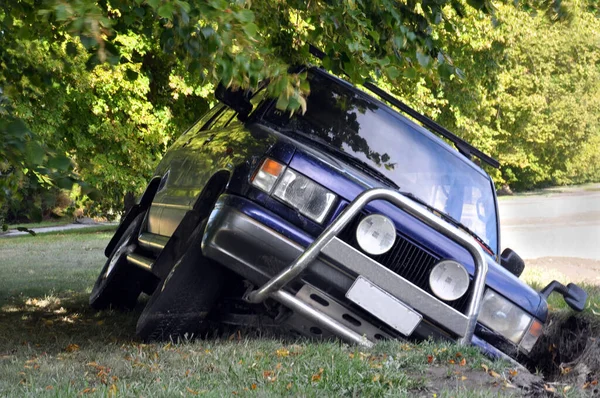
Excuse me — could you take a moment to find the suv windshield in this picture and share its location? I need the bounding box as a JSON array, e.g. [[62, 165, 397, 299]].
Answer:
[[264, 70, 498, 253]]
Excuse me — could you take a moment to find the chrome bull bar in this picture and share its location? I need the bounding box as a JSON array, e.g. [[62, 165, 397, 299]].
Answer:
[[245, 188, 488, 346]]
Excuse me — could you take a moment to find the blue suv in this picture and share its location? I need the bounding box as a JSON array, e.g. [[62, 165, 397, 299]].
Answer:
[[90, 67, 586, 365]]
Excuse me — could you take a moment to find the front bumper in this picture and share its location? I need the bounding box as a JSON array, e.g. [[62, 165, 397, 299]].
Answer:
[[203, 193, 518, 361]]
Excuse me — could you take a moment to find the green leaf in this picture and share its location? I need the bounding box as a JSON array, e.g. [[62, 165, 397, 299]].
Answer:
[[54, 4, 69, 21], [48, 155, 72, 171], [56, 177, 75, 190], [275, 95, 289, 111], [243, 23, 258, 38], [147, 0, 160, 9], [386, 66, 400, 80], [6, 119, 29, 139], [25, 141, 45, 165], [235, 9, 254, 23], [416, 50, 431, 68], [158, 3, 175, 18], [403, 67, 417, 79], [177, 1, 191, 13]]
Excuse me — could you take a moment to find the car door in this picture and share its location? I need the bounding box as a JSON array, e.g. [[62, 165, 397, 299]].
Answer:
[[153, 107, 238, 237]]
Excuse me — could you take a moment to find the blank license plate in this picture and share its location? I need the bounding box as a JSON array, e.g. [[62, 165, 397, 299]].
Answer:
[[346, 276, 422, 336]]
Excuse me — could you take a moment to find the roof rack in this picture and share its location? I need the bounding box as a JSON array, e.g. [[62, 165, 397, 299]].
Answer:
[[308, 45, 500, 169]]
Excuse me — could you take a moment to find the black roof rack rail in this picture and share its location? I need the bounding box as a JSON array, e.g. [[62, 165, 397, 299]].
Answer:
[[308, 45, 500, 169]]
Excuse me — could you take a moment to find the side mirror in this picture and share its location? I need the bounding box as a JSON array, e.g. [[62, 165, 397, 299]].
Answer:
[[500, 248, 525, 277], [540, 281, 587, 312], [215, 83, 252, 118]]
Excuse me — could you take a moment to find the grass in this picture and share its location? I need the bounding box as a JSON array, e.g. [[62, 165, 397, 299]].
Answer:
[[0, 230, 540, 397]]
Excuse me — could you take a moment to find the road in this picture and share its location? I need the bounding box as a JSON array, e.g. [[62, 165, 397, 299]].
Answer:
[[498, 184, 600, 282]]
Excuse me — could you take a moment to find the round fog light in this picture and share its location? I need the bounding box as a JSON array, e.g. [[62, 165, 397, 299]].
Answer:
[[356, 214, 396, 255], [429, 260, 469, 301]]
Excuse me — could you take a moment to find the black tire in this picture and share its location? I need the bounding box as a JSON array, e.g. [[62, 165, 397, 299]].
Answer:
[[136, 221, 226, 342], [90, 213, 148, 310]]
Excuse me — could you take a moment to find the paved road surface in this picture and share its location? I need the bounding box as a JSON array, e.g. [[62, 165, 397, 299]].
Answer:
[[498, 185, 600, 261], [1, 222, 117, 237]]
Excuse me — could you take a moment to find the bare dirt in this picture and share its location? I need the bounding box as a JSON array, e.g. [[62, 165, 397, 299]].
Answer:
[[526, 257, 600, 284]]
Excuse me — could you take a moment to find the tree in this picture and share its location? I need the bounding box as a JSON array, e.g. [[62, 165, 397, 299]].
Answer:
[[0, 0, 591, 223]]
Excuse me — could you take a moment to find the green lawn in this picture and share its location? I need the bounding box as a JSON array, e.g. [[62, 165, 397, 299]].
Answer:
[[0, 229, 580, 397]]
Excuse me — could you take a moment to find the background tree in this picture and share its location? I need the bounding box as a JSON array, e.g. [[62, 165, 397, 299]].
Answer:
[[1, 0, 598, 224]]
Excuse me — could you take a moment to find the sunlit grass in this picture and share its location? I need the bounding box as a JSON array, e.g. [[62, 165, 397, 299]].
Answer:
[[0, 229, 540, 397]]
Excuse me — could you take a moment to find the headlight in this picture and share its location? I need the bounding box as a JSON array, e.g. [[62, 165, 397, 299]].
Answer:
[[356, 214, 396, 255], [478, 290, 532, 345], [272, 168, 336, 223], [429, 260, 469, 301]]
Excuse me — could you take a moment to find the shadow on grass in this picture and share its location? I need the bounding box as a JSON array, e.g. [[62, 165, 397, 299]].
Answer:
[[0, 292, 145, 356]]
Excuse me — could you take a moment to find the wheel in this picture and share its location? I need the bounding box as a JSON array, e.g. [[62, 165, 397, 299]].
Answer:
[[136, 221, 227, 342], [90, 213, 148, 310]]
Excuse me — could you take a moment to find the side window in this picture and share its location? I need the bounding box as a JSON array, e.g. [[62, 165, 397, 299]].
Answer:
[[181, 105, 223, 137], [210, 107, 237, 130]]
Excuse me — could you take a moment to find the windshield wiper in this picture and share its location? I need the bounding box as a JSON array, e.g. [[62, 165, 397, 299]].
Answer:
[[398, 191, 495, 255]]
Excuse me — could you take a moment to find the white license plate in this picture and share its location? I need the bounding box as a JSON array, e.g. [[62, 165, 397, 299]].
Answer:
[[346, 276, 422, 336]]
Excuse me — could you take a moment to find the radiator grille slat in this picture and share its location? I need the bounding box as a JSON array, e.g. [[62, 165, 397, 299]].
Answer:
[[338, 214, 471, 313]]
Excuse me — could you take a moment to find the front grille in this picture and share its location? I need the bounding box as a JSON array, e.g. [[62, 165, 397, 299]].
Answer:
[[338, 215, 471, 313]]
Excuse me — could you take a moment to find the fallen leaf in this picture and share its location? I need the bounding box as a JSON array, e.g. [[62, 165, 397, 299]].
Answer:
[[448, 359, 455, 364], [427, 355, 434, 364], [251, 383, 257, 390], [65, 344, 80, 352], [455, 352, 462, 358], [45, 385, 53, 390], [372, 374, 381, 382], [311, 368, 324, 382], [544, 385, 556, 393], [561, 366, 572, 375], [509, 369, 518, 377], [591, 380, 598, 386], [186, 387, 199, 395], [96, 320, 105, 326], [563, 386, 572, 393], [583, 382, 590, 389], [489, 370, 501, 378], [286, 382, 292, 390], [349, 353, 355, 359], [276, 348, 289, 357], [481, 363, 489, 372], [263, 370, 273, 378], [459, 358, 466, 366], [460, 376, 467, 381]]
